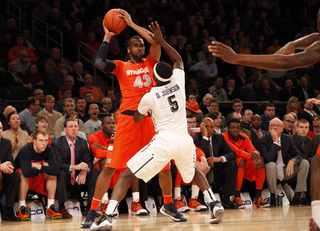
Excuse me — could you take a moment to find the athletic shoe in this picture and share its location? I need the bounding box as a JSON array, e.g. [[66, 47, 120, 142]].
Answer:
[[253, 197, 270, 208], [90, 213, 113, 231], [100, 201, 109, 214], [18, 206, 30, 221], [188, 197, 208, 211], [309, 218, 320, 231], [233, 197, 246, 209], [46, 205, 63, 219], [81, 209, 97, 228], [160, 203, 187, 222], [209, 201, 224, 224], [174, 196, 190, 213], [131, 200, 149, 215]]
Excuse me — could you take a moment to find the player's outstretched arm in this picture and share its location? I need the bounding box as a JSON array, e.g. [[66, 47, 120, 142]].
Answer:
[[149, 22, 183, 70], [276, 33, 320, 55], [118, 9, 161, 62], [94, 23, 117, 73], [209, 40, 320, 71]]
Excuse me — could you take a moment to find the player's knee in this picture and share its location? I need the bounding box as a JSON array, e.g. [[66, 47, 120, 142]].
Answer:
[[121, 168, 135, 181]]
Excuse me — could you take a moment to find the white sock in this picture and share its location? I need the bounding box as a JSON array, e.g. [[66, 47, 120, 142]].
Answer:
[[203, 188, 217, 203], [106, 200, 119, 216], [174, 187, 181, 199], [101, 192, 109, 204], [312, 200, 320, 226], [191, 184, 200, 199], [47, 199, 55, 208], [132, 192, 139, 202], [19, 200, 26, 208]]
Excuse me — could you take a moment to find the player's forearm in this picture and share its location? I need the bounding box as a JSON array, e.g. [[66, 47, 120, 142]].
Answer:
[[159, 39, 182, 64], [291, 33, 320, 49]]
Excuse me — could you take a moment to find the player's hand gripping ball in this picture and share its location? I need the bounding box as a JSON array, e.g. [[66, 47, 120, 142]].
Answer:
[[104, 9, 127, 33]]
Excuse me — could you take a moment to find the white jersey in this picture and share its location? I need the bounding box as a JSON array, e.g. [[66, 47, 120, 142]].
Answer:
[[138, 68, 187, 134]]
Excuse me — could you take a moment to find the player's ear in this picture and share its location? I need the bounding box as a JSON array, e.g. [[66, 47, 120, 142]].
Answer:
[[127, 47, 130, 54]]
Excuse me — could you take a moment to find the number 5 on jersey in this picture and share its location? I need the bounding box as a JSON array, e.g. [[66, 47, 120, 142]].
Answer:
[[168, 95, 179, 112]]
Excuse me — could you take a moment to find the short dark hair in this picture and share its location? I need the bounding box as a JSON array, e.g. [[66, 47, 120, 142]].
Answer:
[[187, 115, 196, 119], [26, 97, 37, 108], [75, 96, 86, 104], [209, 98, 219, 106], [228, 118, 241, 127], [233, 98, 242, 105], [265, 103, 275, 108], [128, 36, 143, 46], [208, 110, 221, 120]]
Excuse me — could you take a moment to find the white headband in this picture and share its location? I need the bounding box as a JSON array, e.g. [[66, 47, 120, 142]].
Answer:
[[153, 63, 171, 82]]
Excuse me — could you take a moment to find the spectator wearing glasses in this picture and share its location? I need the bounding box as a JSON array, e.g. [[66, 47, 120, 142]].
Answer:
[[100, 97, 113, 115], [282, 114, 295, 135], [19, 97, 41, 132]]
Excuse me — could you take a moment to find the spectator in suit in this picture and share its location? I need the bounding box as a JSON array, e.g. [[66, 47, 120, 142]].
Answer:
[[250, 114, 267, 150], [282, 114, 295, 135], [298, 99, 317, 122], [261, 103, 278, 131], [241, 109, 253, 130], [256, 78, 277, 102], [292, 119, 314, 162], [258, 118, 309, 206], [45, 47, 72, 75], [69, 61, 85, 91], [192, 118, 238, 209], [52, 118, 99, 218], [293, 75, 315, 103], [0, 121, 20, 221], [15, 129, 62, 220], [279, 79, 294, 102], [287, 96, 302, 114], [232, 65, 246, 88]]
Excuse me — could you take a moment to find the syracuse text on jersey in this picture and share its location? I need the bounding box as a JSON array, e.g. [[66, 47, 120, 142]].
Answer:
[[126, 67, 150, 76]]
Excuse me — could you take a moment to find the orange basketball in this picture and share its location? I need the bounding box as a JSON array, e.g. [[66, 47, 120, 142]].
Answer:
[[104, 9, 127, 34]]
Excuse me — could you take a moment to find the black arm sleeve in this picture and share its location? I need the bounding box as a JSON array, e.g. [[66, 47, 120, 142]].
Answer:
[[95, 41, 116, 73]]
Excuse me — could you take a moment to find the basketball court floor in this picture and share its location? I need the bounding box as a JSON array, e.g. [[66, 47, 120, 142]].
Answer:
[[1, 205, 311, 231]]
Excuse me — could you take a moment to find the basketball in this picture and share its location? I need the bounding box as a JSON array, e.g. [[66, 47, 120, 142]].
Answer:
[[104, 9, 127, 34]]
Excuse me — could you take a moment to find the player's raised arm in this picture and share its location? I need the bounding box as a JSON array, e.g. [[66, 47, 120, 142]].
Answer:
[[209, 40, 320, 71], [118, 9, 161, 62], [94, 23, 117, 73], [148, 22, 183, 71]]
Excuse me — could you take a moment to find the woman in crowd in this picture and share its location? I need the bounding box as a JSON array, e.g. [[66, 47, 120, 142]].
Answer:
[[287, 96, 302, 114]]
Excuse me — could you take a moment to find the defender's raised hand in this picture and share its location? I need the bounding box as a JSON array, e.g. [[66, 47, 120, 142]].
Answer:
[[148, 22, 164, 44], [208, 41, 238, 64]]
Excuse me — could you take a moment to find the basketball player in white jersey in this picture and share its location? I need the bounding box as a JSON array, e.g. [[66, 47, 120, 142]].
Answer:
[[90, 22, 224, 231]]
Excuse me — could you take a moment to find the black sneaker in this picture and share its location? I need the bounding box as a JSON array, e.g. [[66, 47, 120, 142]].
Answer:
[[160, 203, 187, 222], [2, 208, 20, 221], [222, 201, 238, 209], [81, 209, 96, 228], [209, 201, 224, 224], [90, 213, 113, 230]]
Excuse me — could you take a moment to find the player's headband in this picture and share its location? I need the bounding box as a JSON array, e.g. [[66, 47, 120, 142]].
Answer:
[[153, 63, 171, 82]]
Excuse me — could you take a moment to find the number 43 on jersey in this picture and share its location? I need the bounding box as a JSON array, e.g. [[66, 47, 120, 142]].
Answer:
[[134, 75, 152, 88]]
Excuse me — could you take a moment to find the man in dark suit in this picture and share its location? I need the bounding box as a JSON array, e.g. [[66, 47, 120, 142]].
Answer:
[[293, 76, 315, 103], [298, 99, 317, 122], [260, 103, 278, 132], [279, 79, 294, 102], [193, 118, 238, 209], [52, 118, 99, 218], [291, 119, 314, 161], [250, 114, 267, 150], [0, 121, 20, 221], [258, 118, 309, 206]]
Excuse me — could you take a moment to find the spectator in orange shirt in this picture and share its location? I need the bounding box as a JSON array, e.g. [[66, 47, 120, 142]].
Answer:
[[79, 73, 104, 101], [8, 35, 37, 62]]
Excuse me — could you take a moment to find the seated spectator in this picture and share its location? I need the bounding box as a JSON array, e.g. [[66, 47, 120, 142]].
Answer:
[[282, 114, 295, 135], [3, 112, 31, 159], [14, 50, 31, 74], [8, 35, 37, 62], [187, 115, 199, 136], [208, 111, 226, 134], [227, 99, 244, 122], [47, 62, 68, 97], [187, 93, 198, 103], [241, 109, 253, 130], [15, 129, 62, 220], [293, 75, 315, 102], [60, 112, 87, 141], [208, 76, 228, 102], [84, 32, 102, 61], [0, 121, 20, 221], [84, 104, 101, 139], [23, 63, 45, 87], [52, 118, 99, 218], [192, 117, 238, 209], [298, 99, 317, 122], [79, 73, 104, 101], [279, 79, 294, 102], [251, 67, 281, 91], [238, 38, 252, 54], [38, 95, 63, 138], [223, 118, 267, 208], [186, 101, 202, 126], [105, 89, 119, 110], [186, 79, 200, 102], [308, 115, 320, 139], [238, 78, 256, 101], [45, 47, 72, 75], [22, 29, 39, 53], [190, 53, 218, 86], [84, 91, 94, 102], [258, 118, 309, 206], [75, 97, 90, 123], [19, 97, 41, 132], [250, 114, 267, 149], [229, 112, 252, 140], [69, 61, 85, 91], [69, 22, 88, 61], [224, 77, 239, 101], [205, 99, 227, 128], [34, 115, 52, 146], [58, 75, 79, 99], [256, 78, 277, 102], [56, 88, 72, 113], [261, 103, 278, 132], [54, 98, 85, 139], [280, 70, 298, 89], [100, 97, 113, 115], [287, 96, 302, 114], [267, 38, 282, 54], [0, 32, 15, 60], [199, 93, 213, 115], [313, 93, 320, 115], [33, 88, 45, 108], [291, 119, 314, 162], [3, 60, 32, 99], [231, 65, 247, 88], [2, 106, 31, 134]]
